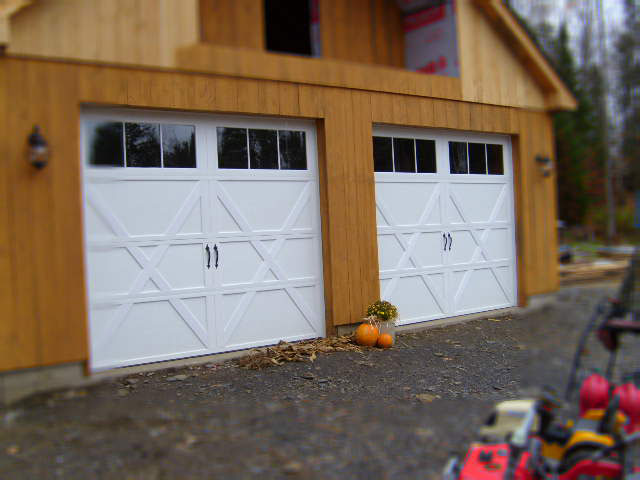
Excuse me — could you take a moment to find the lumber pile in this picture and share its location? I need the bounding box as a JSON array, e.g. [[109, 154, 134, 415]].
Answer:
[[559, 260, 630, 285]]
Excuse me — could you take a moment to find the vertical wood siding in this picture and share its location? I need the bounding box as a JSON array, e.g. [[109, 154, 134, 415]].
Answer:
[[0, 57, 558, 371], [6, 0, 573, 111], [457, 0, 548, 110], [199, 0, 264, 50], [8, 0, 199, 67]]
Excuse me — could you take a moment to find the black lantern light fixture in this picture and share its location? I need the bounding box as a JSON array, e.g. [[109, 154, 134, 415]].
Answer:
[[28, 125, 49, 169], [535, 155, 552, 177]]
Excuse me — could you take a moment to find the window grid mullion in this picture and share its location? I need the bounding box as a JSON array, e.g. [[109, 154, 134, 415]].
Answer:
[[122, 122, 127, 168], [391, 137, 395, 172], [159, 124, 164, 168], [245, 128, 251, 169], [276, 130, 281, 170]]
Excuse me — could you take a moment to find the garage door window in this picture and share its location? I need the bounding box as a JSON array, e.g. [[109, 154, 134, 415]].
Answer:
[[217, 127, 307, 170], [372, 136, 436, 173], [86, 121, 196, 168], [449, 141, 504, 175]]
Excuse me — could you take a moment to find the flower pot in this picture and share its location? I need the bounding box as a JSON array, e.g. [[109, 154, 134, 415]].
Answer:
[[377, 319, 396, 342]]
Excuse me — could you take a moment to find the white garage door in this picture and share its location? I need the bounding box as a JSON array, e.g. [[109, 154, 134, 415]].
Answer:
[[374, 126, 517, 326], [82, 109, 325, 370]]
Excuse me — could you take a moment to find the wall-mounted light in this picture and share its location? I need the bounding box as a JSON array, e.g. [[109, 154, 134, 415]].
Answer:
[[28, 125, 49, 169], [535, 155, 552, 177]]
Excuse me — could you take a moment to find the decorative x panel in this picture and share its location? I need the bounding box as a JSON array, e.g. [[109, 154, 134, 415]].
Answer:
[[376, 184, 447, 315], [86, 182, 208, 355], [216, 182, 319, 345], [449, 184, 512, 308]]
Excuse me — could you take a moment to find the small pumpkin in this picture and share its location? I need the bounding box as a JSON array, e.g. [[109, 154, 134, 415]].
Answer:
[[355, 323, 379, 347], [377, 333, 393, 349]]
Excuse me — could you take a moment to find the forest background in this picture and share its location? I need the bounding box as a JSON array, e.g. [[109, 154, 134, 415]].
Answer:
[[508, 0, 639, 243]]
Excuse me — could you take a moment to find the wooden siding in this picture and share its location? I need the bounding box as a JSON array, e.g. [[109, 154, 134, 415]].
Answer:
[[176, 43, 462, 102], [457, 0, 547, 110], [7, 0, 199, 67], [198, 0, 403, 68], [0, 56, 558, 372], [199, 0, 264, 50], [320, 0, 404, 67], [5, 0, 574, 111]]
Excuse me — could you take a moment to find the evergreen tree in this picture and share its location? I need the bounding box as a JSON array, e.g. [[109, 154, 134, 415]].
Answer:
[[616, 0, 640, 192], [551, 24, 593, 225]]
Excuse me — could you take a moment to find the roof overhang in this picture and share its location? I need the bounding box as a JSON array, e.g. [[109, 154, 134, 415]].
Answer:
[[472, 0, 578, 111]]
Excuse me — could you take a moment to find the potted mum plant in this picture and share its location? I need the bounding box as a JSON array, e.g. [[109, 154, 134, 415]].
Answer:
[[365, 300, 398, 341]]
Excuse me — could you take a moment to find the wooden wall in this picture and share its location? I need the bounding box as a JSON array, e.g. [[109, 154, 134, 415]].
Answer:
[[199, 0, 264, 50], [7, 0, 199, 67], [0, 56, 558, 372], [5, 0, 570, 110], [198, 0, 403, 67], [457, 0, 548, 110], [320, 0, 404, 67]]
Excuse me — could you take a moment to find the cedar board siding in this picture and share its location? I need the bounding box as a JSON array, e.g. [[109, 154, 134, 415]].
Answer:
[[199, 0, 404, 68], [0, 57, 558, 372], [6, 0, 565, 111]]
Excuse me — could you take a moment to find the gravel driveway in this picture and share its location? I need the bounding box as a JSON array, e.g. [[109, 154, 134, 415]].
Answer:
[[1, 284, 638, 479]]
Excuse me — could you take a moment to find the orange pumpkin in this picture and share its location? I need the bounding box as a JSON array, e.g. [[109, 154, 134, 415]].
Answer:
[[377, 333, 393, 349], [355, 323, 379, 347]]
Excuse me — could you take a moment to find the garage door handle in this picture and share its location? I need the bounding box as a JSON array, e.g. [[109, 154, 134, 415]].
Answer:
[[443, 233, 447, 251], [213, 244, 219, 269], [205, 244, 211, 269], [448, 233, 453, 251]]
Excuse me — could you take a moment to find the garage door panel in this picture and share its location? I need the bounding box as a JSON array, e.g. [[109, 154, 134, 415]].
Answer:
[[91, 180, 204, 238], [84, 112, 324, 370], [376, 181, 442, 227], [274, 237, 318, 280], [92, 298, 209, 368], [448, 230, 481, 265], [377, 234, 406, 272], [87, 246, 141, 296], [448, 183, 506, 224], [216, 180, 312, 234], [218, 241, 265, 287], [414, 232, 447, 268], [384, 274, 446, 325], [156, 243, 207, 290], [85, 202, 117, 240], [452, 268, 512, 313], [484, 228, 512, 261], [374, 128, 515, 326], [221, 288, 318, 349]]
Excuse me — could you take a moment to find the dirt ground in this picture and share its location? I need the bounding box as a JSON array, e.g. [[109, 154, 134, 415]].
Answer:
[[1, 284, 639, 479]]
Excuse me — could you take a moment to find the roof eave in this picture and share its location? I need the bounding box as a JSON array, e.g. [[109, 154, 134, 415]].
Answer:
[[472, 0, 578, 111]]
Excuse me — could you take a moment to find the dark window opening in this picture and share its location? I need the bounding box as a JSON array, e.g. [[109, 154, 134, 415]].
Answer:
[[264, 0, 312, 56], [487, 144, 504, 175], [373, 137, 393, 172], [449, 141, 468, 174], [393, 138, 416, 173], [468, 142, 486, 174], [125, 123, 161, 168], [217, 127, 248, 169], [416, 139, 436, 173], [88, 121, 124, 167], [162, 125, 196, 168], [279, 130, 307, 170], [249, 129, 278, 169]]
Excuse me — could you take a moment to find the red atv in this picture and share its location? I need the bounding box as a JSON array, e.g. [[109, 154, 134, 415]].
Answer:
[[443, 249, 640, 480]]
